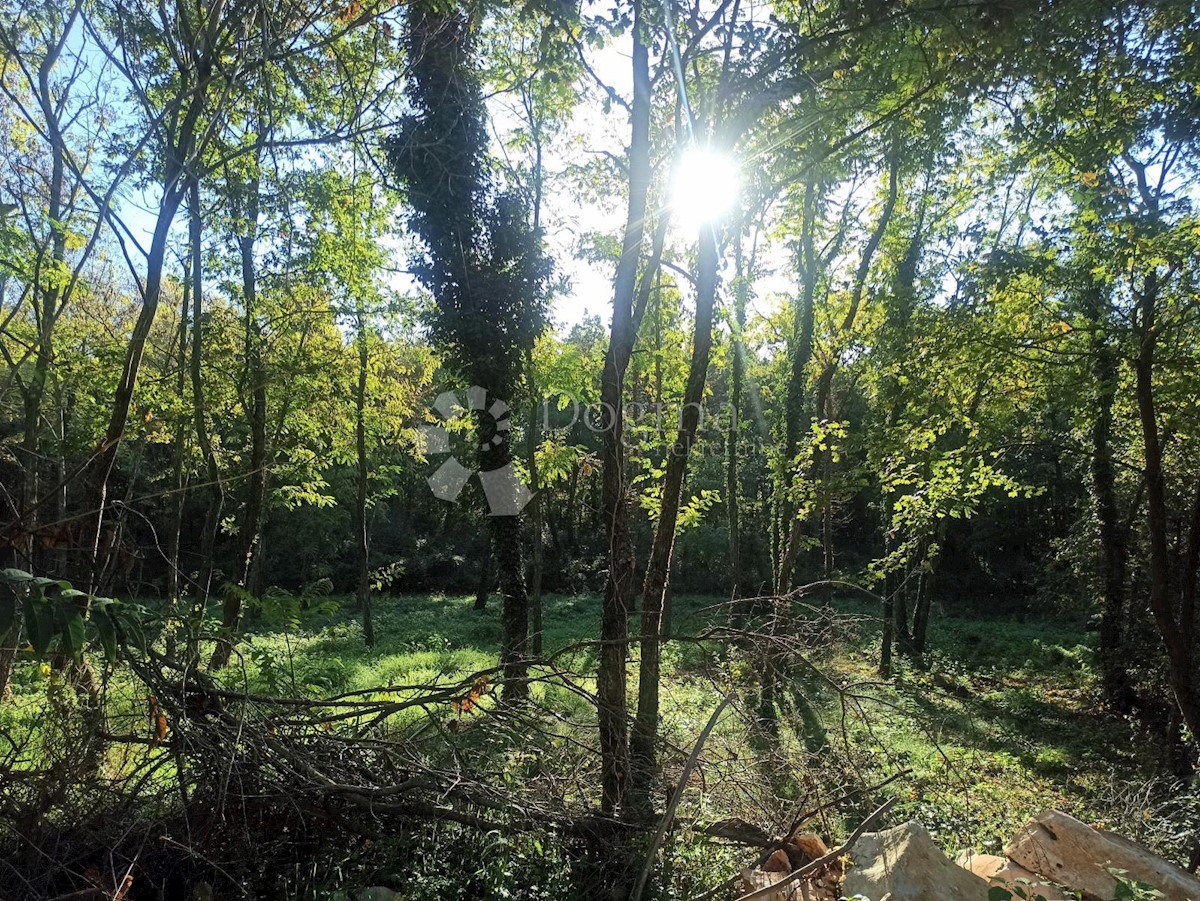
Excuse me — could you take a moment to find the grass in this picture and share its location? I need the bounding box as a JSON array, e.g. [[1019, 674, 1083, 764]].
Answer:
[[210, 591, 1159, 849], [3, 589, 1194, 899]]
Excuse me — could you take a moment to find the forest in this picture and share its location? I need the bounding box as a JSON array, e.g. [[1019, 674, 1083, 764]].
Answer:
[[2, 0, 1199, 898]]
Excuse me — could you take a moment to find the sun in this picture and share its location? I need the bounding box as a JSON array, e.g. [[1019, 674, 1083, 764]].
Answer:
[[671, 148, 739, 226]]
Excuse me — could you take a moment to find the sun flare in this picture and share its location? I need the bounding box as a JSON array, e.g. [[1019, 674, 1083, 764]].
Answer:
[[671, 148, 739, 226]]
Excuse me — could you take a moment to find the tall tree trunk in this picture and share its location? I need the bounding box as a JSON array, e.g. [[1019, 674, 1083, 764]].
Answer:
[[564, 462, 579, 550], [527, 122, 546, 659], [630, 223, 719, 802], [86, 182, 187, 594], [489, 510, 528, 702], [595, 0, 651, 815], [14, 29, 72, 577], [878, 215, 924, 675], [354, 306, 373, 647], [212, 175, 264, 670], [895, 573, 912, 649], [239, 216, 268, 592], [911, 524, 943, 654], [1084, 288, 1132, 708], [166, 277, 189, 619], [475, 389, 530, 700], [1134, 269, 1200, 744], [187, 179, 223, 662], [764, 183, 820, 727], [812, 147, 900, 586], [728, 247, 747, 619], [912, 567, 933, 655], [474, 535, 491, 610], [527, 381, 545, 657], [775, 180, 819, 595]]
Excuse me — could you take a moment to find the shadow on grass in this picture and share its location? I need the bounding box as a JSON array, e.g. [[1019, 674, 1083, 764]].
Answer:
[[886, 649, 1134, 789]]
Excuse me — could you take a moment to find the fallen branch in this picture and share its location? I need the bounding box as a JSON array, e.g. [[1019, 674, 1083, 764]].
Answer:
[[631, 694, 734, 901]]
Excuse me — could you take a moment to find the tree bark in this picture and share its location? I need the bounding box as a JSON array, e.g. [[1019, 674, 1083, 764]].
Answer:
[[212, 173, 264, 670], [354, 305, 373, 647], [489, 510, 528, 702], [596, 1, 651, 813], [85, 28, 216, 594], [775, 180, 819, 595], [878, 215, 923, 675], [1134, 269, 1200, 744], [1085, 285, 1131, 708], [527, 385, 545, 657], [630, 223, 719, 801], [186, 179, 223, 664], [166, 275, 190, 625], [728, 243, 748, 618], [87, 180, 186, 594], [474, 535, 491, 610]]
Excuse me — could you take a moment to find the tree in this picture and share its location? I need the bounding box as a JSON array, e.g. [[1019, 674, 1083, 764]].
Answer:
[[389, 0, 551, 702]]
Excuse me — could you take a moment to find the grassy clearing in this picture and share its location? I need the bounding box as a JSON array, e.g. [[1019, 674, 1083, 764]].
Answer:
[[204, 590, 1164, 853], [3, 591, 1190, 899]]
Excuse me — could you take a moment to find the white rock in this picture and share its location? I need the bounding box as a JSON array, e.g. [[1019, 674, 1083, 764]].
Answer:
[[741, 867, 799, 900], [955, 850, 1067, 900], [841, 822, 992, 901], [1006, 810, 1200, 901]]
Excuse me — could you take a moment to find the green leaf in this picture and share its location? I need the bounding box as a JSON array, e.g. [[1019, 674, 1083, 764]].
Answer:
[[23, 596, 54, 655], [0, 568, 34, 585], [32, 576, 71, 598], [115, 610, 147, 652], [988, 888, 1014, 901], [62, 611, 86, 662], [93, 609, 118, 664]]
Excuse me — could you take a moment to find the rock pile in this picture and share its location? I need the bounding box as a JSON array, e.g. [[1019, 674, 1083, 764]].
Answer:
[[739, 809, 1200, 901]]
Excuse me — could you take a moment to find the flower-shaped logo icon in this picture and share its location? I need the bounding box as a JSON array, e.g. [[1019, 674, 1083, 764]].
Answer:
[[419, 386, 534, 516]]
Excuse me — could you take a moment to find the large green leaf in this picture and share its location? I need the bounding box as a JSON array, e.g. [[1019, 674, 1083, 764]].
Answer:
[[31, 577, 71, 598], [61, 610, 86, 662], [23, 596, 54, 655], [115, 609, 147, 652], [92, 608, 118, 664]]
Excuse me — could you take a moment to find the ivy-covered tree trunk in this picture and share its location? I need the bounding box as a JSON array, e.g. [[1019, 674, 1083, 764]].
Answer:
[[489, 513, 528, 699], [389, 0, 549, 704]]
